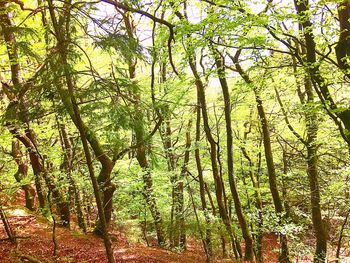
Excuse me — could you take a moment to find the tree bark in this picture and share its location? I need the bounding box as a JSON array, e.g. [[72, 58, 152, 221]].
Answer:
[[195, 98, 212, 259], [292, 2, 329, 260], [0, 207, 16, 243], [335, 210, 349, 263], [254, 89, 290, 263], [232, 52, 290, 262], [134, 109, 166, 246], [11, 140, 36, 211], [294, 0, 350, 150], [46, 15, 116, 234], [214, 52, 254, 261], [156, 62, 180, 248], [336, 2, 350, 76], [58, 123, 86, 232], [0, 0, 47, 210], [239, 122, 264, 263], [304, 77, 327, 263], [47, 1, 115, 262], [188, 55, 240, 259], [174, 119, 192, 249]]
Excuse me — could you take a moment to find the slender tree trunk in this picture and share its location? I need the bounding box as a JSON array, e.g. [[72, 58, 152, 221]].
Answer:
[[232, 52, 290, 262], [120, 11, 166, 247], [163, 118, 177, 247], [173, 5, 239, 255], [281, 148, 291, 217], [294, 0, 350, 149], [16, 132, 47, 210], [335, 210, 349, 263], [254, 89, 290, 263], [188, 55, 240, 259], [214, 53, 254, 260], [156, 62, 180, 247], [47, 21, 116, 235], [11, 140, 35, 211], [195, 99, 212, 259], [58, 123, 86, 232], [42, 0, 115, 233], [61, 94, 116, 262], [186, 171, 211, 262], [290, 4, 329, 259], [0, 207, 16, 243], [54, 73, 116, 234], [83, 189, 93, 228], [134, 115, 166, 246], [304, 77, 327, 262], [95, 163, 115, 234], [239, 135, 263, 262], [215, 125, 230, 221], [47, 2, 115, 262], [42, 158, 71, 227], [174, 120, 192, 249]]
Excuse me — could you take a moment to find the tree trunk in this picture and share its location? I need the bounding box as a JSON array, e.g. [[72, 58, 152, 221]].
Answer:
[[294, 0, 350, 149], [0, 207, 16, 243], [43, 0, 116, 231], [42, 158, 71, 227], [214, 53, 254, 261], [336, 2, 350, 76], [55, 85, 116, 233], [174, 119, 192, 249], [292, 2, 329, 260], [163, 118, 177, 247], [59, 123, 86, 232], [304, 77, 327, 262], [47, 1, 115, 262], [188, 55, 240, 259], [11, 140, 36, 211], [254, 89, 290, 263], [281, 148, 291, 217], [335, 210, 349, 263], [232, 51, 290, 262], [135, 115, 166, 246], [231, 50, 290, 263], [156, 62, 180, 247], [12, 130, 47, 210], [239, 130, 264, 263], [0, 0, 47, 210], [195, 99, 212, 259], [121, 11, 166, 247]]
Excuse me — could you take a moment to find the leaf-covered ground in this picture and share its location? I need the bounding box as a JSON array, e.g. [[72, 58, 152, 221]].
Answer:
[[1, 190, 279, 263]]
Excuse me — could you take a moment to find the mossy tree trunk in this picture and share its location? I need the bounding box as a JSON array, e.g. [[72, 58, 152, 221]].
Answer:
[[58, 123, 86, 232], [0, 0, 46, 211], [11, 140, 36, 211], [47, 1, 115, 261]]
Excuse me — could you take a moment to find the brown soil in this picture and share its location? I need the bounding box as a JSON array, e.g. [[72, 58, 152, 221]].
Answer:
[[0, 190, 279, 263]]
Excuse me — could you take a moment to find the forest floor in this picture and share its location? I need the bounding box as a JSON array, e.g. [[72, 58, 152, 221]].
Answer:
[[0, 190, 281, 263]]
